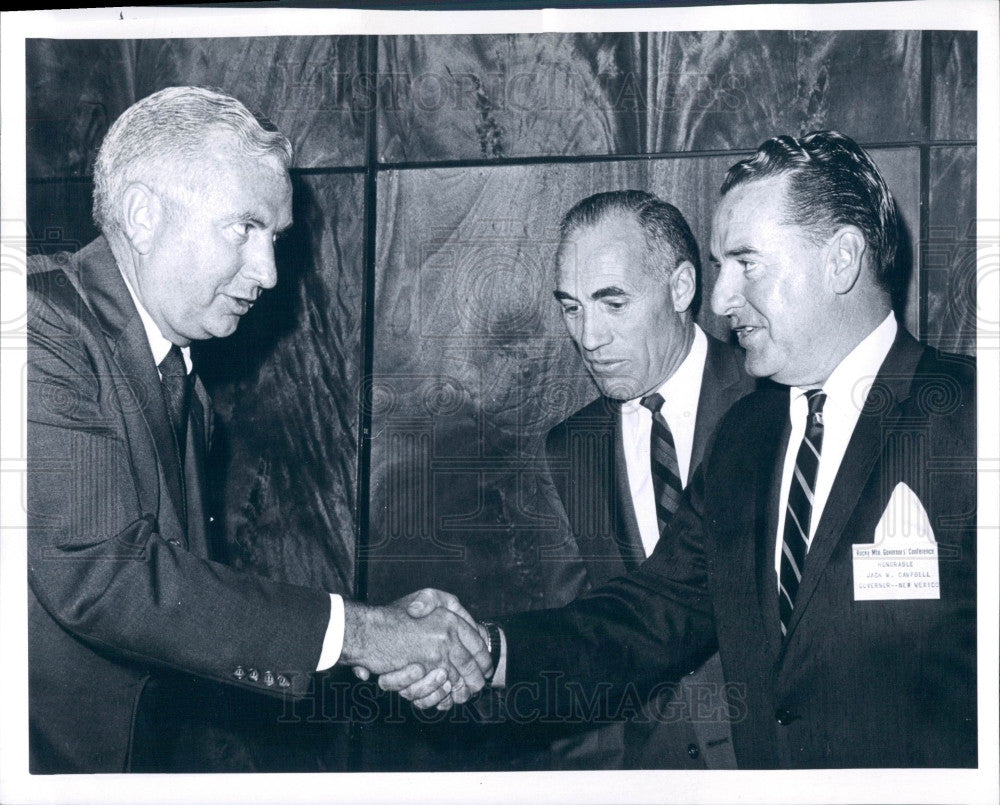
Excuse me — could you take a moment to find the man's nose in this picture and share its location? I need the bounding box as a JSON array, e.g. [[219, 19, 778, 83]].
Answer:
[[577, 312, 611, 352], [710, 262, 744, 317], [246, 240, 278, 291]]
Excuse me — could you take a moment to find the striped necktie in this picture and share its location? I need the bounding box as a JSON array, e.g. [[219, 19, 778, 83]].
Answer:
[[640, 393, 683, 539], [779, 389, 827, 636]]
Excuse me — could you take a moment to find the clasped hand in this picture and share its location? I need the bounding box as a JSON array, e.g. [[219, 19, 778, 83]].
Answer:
[[342, 589, 490, 710]]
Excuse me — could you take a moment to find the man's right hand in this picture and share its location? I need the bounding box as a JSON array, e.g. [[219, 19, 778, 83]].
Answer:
[[340, 589, 492, 706]]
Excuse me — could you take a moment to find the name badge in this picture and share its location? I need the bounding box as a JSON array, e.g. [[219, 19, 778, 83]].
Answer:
[[853, 482, 939, 601]]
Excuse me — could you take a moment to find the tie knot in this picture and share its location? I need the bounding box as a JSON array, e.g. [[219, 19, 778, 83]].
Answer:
[[804, 389, 826, 432], [158, 344, 187, 380], [640, 393, 665, 414], [804, 389, 827, 416]]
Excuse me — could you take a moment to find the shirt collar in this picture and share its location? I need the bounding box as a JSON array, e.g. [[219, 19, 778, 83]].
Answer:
[[622, 324, 706, 413], [790, 312, 897, 411], [660, 324, 707, 409], [118, 266, 193, 374]]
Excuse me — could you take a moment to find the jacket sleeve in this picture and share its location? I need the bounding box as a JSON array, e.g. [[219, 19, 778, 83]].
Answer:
[[501, 461, 718, 714], [27, 270, 332, 698]]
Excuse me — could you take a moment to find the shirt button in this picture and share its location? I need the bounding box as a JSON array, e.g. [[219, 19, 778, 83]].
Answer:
[[166, 538, 181, 547], [208, 516, 216, 524], [687, 743, 700, 760], [775, 708, 795, 726]]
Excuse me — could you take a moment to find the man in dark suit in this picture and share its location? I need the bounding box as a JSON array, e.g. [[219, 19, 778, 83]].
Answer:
[[387, 131, 977, 768], [27, 85, 490, 773], [543, 191, 755, 769]]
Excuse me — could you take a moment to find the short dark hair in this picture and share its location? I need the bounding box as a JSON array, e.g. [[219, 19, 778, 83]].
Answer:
[[559, 189, 701, 279], [721, 130, 899, 291]]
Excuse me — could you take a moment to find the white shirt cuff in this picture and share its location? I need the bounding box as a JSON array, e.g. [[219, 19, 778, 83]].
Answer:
[[491, 627, 507, 688], [316, 593, 345, 671]]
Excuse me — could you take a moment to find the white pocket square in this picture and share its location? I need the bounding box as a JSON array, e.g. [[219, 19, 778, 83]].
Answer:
[[874, 481, 936, 547]]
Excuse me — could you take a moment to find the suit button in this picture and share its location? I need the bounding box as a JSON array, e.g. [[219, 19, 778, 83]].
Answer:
[[687, 743, 700, 760], [248, 668, 259, 682], [775, 708, 795, 726], [233, 666, 245, 680], [264, 671, 275, 686], [166, 538, 181, 547], [277, 674, 290, 688]]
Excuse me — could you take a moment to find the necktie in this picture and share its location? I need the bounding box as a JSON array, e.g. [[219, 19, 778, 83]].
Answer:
[[158, 344, 191, 467], [779, 389, 827, 636], [640, 393, 683, 538]]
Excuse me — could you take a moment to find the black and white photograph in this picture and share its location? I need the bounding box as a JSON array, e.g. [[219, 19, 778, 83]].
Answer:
[[1, 2, 997, 803]]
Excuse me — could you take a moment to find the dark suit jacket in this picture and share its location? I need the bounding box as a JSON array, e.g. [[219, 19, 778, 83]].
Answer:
[[542, 335, 756, 769], [27, 238, 331, 773], [505, 329, 976, 768]]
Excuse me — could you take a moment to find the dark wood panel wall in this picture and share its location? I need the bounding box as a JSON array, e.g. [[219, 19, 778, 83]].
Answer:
[[26, 30, 977, 772]]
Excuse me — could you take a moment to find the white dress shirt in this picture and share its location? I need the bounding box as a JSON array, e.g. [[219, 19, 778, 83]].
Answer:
[[491, 325, 708, 687], [621, 325, 708, 557], [119, 267, 343, 671], [773, 313, 898, 581]]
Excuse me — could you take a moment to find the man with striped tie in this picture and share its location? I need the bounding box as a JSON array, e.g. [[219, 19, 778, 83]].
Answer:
[[384, 132, 977, 770], [542, 190, 757, 769]]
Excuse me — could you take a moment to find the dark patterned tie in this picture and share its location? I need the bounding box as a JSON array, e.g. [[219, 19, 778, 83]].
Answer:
[[158, 344, 191, 467], [779, 389, 827, 636], [640, 393, 683, 538]]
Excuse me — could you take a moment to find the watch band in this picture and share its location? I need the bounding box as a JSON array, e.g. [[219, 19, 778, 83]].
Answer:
[[480, 620, 502, 679]]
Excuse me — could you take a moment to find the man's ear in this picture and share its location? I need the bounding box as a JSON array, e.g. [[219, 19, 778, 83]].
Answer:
[[120, 182, 162, 255], [670, 260, 697, 313], [827, 226, 866, 294]]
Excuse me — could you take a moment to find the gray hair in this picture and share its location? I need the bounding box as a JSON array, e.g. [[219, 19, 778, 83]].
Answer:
[[92, 86, 292, 238]]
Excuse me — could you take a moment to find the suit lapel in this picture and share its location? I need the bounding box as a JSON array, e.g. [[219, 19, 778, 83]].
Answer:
[[78, 239, 188, 532], [184, 378, 211, 557], [611, 401, 647, 567], [193, 375, 213, 452], [784, 331, 925, 637], [190, 375, 212, 458], [754, 391, 791, 653], [691, 338, 748, 481]]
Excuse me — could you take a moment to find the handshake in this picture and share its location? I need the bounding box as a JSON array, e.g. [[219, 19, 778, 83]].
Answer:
[[341, 589, 496, 710]]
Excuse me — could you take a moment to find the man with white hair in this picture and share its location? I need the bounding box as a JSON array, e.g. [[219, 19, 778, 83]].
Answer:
[[27, 86, 489, 773]]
